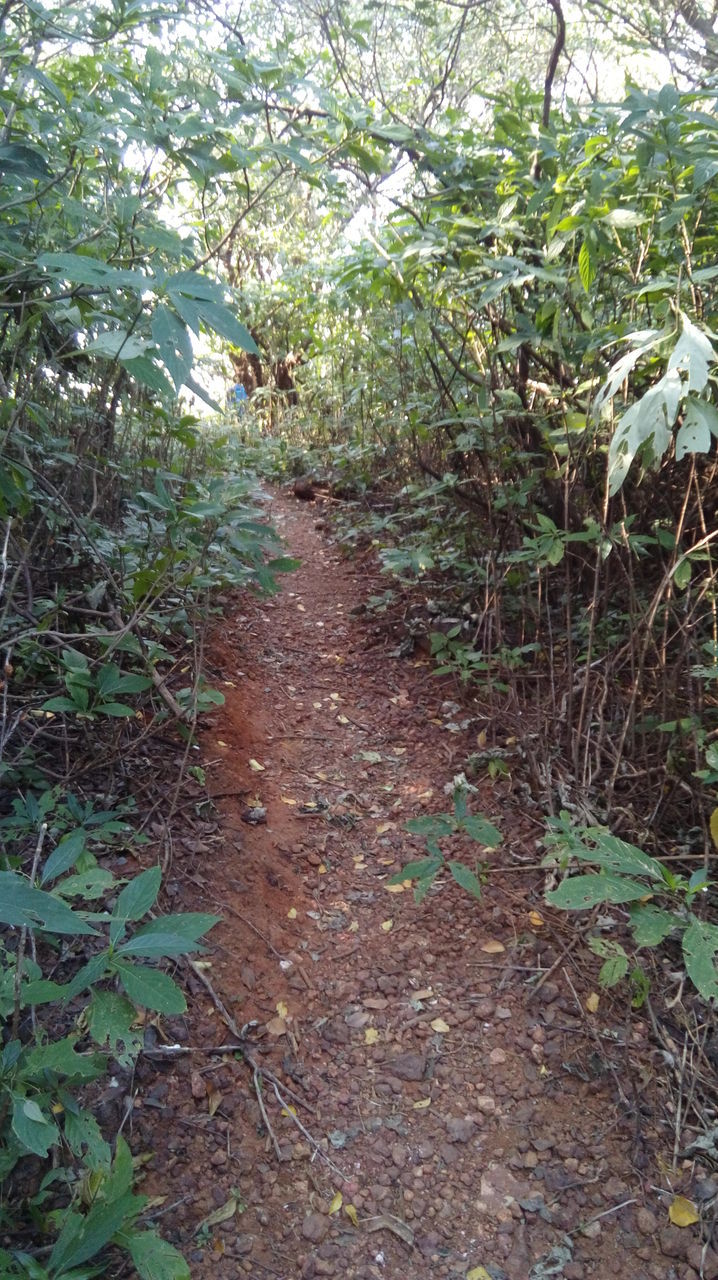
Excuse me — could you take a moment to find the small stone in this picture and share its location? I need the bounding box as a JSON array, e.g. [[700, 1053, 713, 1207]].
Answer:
[[302, 1213, 329, 1244], [636, 1207, 658, 1235], [687, 1242, 718, 1279], [476, 1095, 496, 1114], [564, 1264, 584, 1280], [581, 1220, 601, 1239], [210, 1149, 227, 1167], [445, 1116, 477, 1143], [496, 1006, 512, 1020], [489, 1048, 507, 1065], [233, 1236, 254, 1257], [659, 1227, 689, 1260], [390, 1051, 426, 1081]]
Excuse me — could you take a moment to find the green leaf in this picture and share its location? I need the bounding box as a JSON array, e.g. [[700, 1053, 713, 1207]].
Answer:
[[413, 873, 437, 903], [448, 860, 483, 900], [546, 872, 648, 910], [682, 916, 718, 1001], [460, 814, 502, 847], [110, 867, 161, 945], [598, 952, 629, 987], [127, 1231, 190, 1280], [668, 314, 716, 394], [574, 830, 665, 881], [388, 857, 442, 884], [405, 814, 454, 839], [48, 1191, 140, 1272], [41, 828, 88, 885], [117, 912, 219, 957], [86, 991, 143, 1064], [22, 1036, 104, 1081], [578, 239, 595, 293], [37, 252, 147, 290], [629, 904, 677, 946], [114, 961, 187, 1013], [11, 1095, 59, 1157], [151, 305, 193, 392], [63, 1109, 111, 1169], [676, 398, 715, 460], [0, 871, 97, 935]]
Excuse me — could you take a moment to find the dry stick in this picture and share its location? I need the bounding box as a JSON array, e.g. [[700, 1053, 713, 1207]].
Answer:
[[181, 956, 308, 1112], [269, 1079, 347, 1182], [254, 1069, 282, 1160]]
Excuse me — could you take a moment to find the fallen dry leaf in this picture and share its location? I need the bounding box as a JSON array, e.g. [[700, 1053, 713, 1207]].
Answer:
[[281, 796, 297, 806], [287, 907, 297, 920], [431, 1017, 450, 1033], [480, 940, 505, 954], [376, 822, 394, 834], [329, 1191, 343, 1215], [381, 919, 394, 932], [585, 992, 600, 1014], [348, 920, 359, 932], [365, 1027, 379, 1045], [413, 1097, 431, 1109], [266, 1017, 287, 1037], [668, 1196, 700, 1227], [194, 1198, 237, 1233], [385, 883, 406, 894], [413, 988, 434, 1000], [528, 910, 544, 927], [248, 758, 265, 772], [207, 1085, 222, 1117], [344, 1204, 359, 1227], [337, 714, 350, 725], [276, 1001, 288, 1019], [467, 1268, 493, 1280], [190, 1071, 206, 1101]]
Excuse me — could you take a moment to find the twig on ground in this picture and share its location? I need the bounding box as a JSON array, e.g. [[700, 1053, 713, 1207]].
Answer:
[[255, 1068, 282, 1160]]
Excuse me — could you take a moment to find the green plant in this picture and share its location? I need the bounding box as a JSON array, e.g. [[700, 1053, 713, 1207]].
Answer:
[[543, 812, 716, 1001], [0, 798, 218, 1278], [390, 785, 502, 902]]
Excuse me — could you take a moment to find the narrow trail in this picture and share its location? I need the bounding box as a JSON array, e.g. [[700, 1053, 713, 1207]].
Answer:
[[139, 495, 670, 1280]]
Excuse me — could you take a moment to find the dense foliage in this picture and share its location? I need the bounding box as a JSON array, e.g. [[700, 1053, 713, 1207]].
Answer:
[[3, 0, 718, 1271]]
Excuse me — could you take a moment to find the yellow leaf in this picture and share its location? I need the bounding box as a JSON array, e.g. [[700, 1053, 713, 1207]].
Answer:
[[297, 604, 306, 612], [413, 1097, 431, 1109], [337, 714, 350, 725], [330, 693, 340, 702], [287, 907, 297, 920], [529, 910, 544, 927], [586, 992, 600, 1014], [365, 1027, 379, 1045], [51, 1102, 64, 1115], [276, 1001, 288, 1019], [476, 730, 487, 749], [217, 740, 228, 747], [349, 920, 359, 932], [431, 1017, 450, 1033], [345, 1203, 359, 1227], [281, 796, 297, 806], [313, 701, 323, 709], [386, 883, 406, 894], [467, 1269, 492, 1280], [669, 1196, 700, 1227], [376, 822, 393, 834], [318, 863, 327, 874], [281, 1105, 296, 1116], [480, 940, 505, 954], [329, 1191, 343, 1215], [711, 808, 718, 851], [248, 758, 265, 772], [381, 919, 394, 932]]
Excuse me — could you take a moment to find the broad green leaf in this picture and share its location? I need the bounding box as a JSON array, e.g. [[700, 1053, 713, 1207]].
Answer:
[[388, 857, 442, 884], [126, 1230, 190, 1280], [682, 916, 718, 1001], [41, 828, 88, 884], [48, 1190, 140, 1272], [546, 871, 648, 909], [110, 866, 161, 945], [86, 991, 143, 1063], [22, 1036, 103, 1081], [461, 814, 502, 847], [151, 305, 193, 391], [629, 904, 677, 946], [448, 860, 483, 899], [0, 871, 97, 935], [63, 1109, 111, 1169], [37, 253, 147, 290], [117, 912, 219, 957], [114, 961, 187, 1013], [575, 830, 664, 881], [11, 1095, 59, 1157], [668, 314, 716, 393], [405, 815, 454, 839], [676, 398, 715, 459]]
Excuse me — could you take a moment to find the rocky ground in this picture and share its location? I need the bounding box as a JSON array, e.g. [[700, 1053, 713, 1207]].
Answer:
[[128, 494, 715, 1280]]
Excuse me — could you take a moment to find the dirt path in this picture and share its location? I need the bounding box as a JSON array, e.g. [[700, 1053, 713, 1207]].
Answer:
[[136, 495, 680, 1280]]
